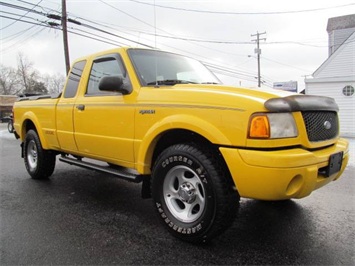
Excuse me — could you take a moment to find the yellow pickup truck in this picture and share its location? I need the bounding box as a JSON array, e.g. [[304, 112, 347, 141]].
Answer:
[[13, 47, 349, 243]]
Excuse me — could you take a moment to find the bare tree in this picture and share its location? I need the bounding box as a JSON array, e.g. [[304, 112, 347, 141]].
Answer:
[[0, 65, 21, 95], [17, 53, 34, 93], [43, 73, 66, 94], [17, 53, 48, 94], [1, 53, 64, 96]]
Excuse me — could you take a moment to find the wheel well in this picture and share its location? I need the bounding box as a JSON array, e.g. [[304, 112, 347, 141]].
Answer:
[[142, 129, 218, 199], [142, 129, 235, 200], [151, 129, 217, 168], [23, 119, 37, 134], [20, 120, 37, 156]]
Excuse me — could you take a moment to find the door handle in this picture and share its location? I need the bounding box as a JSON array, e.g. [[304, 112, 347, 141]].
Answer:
[[76, 104, 85, 111]]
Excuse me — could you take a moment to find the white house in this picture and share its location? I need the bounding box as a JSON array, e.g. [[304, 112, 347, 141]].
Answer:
[[305, 14, 355, 137]]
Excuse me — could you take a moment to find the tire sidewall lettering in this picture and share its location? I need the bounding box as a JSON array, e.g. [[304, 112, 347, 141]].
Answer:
[[161, 155, 193, 168], [161, 155, 208, 184], [155, 202, 204, 235], [153, 151, 215, 237]]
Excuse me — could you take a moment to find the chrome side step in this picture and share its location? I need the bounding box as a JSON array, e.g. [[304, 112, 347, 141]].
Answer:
[[59, 156, 144, 183]]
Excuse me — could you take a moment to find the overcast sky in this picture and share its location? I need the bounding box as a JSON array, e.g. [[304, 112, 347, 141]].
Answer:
[[1, 0, 354, 90]]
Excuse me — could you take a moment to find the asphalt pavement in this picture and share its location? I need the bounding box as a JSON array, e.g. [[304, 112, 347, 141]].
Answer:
[[0, 123, 354, 265]]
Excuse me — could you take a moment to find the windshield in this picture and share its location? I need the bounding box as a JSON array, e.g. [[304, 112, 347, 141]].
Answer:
[[128, 49, 221, 86]]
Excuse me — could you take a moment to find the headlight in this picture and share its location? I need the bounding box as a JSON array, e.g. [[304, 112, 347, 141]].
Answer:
[[248, 113, 298, 139]]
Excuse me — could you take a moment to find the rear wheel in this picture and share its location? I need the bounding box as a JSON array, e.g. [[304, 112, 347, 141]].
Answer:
[[24, 130, 56, 179], [152, 143, 239, 243], [7, 121, 14, 133]]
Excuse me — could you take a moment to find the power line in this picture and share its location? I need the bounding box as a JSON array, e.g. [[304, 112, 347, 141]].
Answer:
[[0, 14, 49, 28], [207, 66, 258, 82], [68, 27, 127, 47], [204, 62, 258, 79], [1, 23, 47, 53], [98, 0, 155, 30], [129, 0, 355, 15], [15, 2, 156, 48], [1, 23, 39, 41], [262, 56, 313, 73], [67, 14, 254, 64], [141, 32, 253, 44], [0, 1, 45, 16], [1, 9, 327, 49], [0, 2, 277, 86], [2, 13, 263, 84], [79, 21, 154, 49], [59, 16, 328, 48], [0, 17, 267, 85], [0, 9, 41, 23], [1, 16, 262, 83], [0, 0, 43, 30], [14, 0, 61, 14], [68, 29, 125, 47], [265, 41, 327, 48], [0, 15, 141, 48], [95, 0, 255, 59], [92, 1, 328, 48]]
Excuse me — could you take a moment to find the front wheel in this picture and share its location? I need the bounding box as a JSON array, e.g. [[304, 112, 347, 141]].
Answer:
[[152, 143, 239, 243], [24, 130, 56, 179]]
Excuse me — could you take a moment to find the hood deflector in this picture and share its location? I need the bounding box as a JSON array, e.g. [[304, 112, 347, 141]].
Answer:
[[264, 95, 339, 112]]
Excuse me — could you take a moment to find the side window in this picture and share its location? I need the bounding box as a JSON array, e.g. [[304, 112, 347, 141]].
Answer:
[[64, 60, 86, 98], [86, 56, 131, 95]]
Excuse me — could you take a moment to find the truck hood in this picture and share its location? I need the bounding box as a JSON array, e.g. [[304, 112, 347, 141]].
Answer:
[[138, 84, 297, 111]]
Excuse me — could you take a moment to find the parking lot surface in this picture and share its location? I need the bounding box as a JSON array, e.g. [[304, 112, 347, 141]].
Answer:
[[1, 124, 354, 265]]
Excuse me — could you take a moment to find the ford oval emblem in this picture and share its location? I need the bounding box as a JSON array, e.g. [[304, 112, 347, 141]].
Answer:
[[324, 121, 332, 130]]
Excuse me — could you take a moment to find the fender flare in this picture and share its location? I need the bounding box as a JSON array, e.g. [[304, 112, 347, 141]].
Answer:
[[135, 114, 231, 174], [20, 111, 50, 150]]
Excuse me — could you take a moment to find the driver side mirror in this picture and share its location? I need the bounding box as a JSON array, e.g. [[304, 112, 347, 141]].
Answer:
[[98, 75, 132, 95]]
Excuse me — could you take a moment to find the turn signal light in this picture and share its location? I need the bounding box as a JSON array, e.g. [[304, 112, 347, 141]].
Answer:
[[248, 115, 270, 138]]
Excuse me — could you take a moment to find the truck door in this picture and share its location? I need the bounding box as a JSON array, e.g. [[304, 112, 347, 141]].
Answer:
[[56, 60, 86, 153], [73, 54, 135, 166]]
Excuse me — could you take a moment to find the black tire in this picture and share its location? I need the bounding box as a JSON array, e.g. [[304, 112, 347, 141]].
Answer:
[[8, 121, 14, 133], [152, 143, 239, 243], [24, 129, 56, 179]]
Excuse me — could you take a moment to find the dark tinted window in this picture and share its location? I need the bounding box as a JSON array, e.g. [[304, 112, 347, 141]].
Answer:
[[86, 56, 131, 95], [64, 60, 86, 98]]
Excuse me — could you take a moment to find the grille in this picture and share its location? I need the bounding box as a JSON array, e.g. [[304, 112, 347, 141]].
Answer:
[[302, 111, 338, 142]]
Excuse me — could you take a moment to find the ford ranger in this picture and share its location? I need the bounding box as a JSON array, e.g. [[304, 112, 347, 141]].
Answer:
[[13, 47, 349, 243]]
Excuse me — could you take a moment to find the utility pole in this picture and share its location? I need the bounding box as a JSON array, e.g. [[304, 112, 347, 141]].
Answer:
[[251, 31, 266, 87], [62, 0, 70, 74]]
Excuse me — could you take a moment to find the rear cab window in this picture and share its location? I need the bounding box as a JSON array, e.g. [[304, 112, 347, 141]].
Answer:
[[64, 60, 86, 98]]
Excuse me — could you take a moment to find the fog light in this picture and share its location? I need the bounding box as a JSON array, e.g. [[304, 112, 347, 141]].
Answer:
[[286, 175, 303, 196]]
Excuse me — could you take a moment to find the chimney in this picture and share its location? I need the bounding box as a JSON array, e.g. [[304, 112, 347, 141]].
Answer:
[[327, 14, 355, 57]]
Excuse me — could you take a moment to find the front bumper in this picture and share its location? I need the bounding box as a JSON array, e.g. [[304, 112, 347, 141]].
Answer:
[[220, 138, 349, 200]]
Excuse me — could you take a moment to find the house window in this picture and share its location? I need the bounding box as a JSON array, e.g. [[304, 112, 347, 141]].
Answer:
[[342, 85, 354, 96]]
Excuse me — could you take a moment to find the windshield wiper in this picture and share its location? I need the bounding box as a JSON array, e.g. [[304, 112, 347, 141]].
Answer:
[[147, 79, 198, 86]]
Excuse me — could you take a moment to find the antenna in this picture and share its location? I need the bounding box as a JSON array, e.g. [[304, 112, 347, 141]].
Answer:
[[154, 0, 157, 49], [154, 0, 158, 87]]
